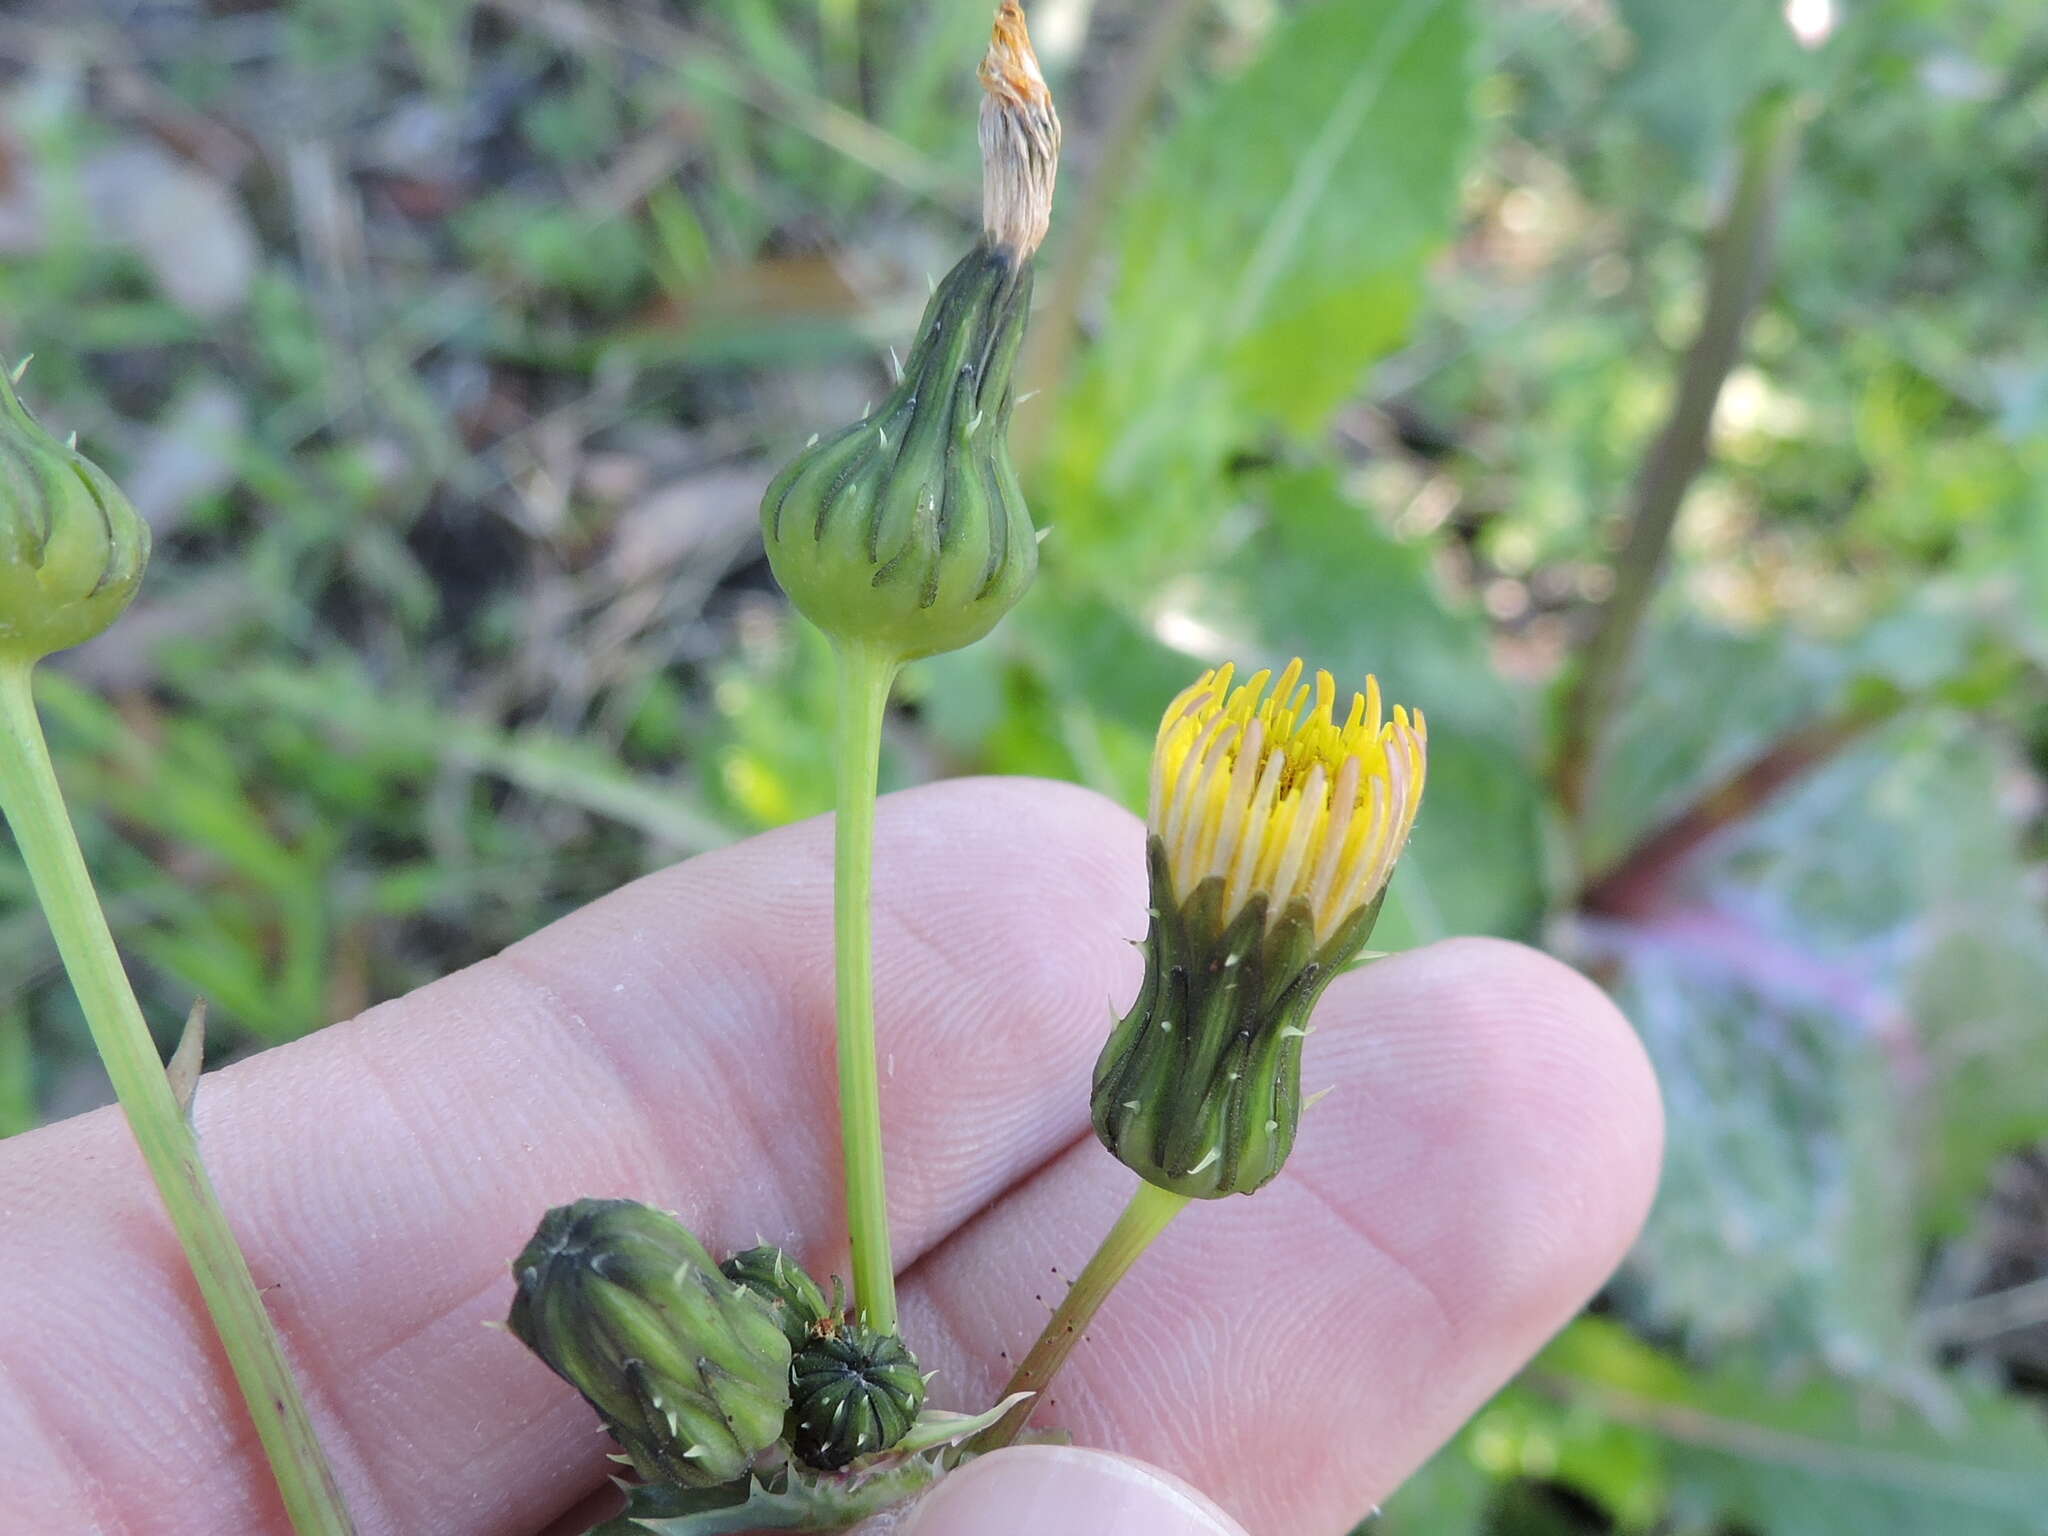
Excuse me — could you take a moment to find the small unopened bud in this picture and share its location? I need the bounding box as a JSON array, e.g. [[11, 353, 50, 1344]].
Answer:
[[0, 360, 149, 663], [789, 1323, 927, 1471], [720, 1244, 830, 1352], [759, 4, 1059, 664], [507, 1199, 791, 1488]]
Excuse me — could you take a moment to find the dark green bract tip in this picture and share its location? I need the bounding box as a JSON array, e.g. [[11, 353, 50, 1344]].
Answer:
[[0, 360, 149, 663], [788, 1324, 927, 1471], [760, 242, 1037, 663], [720, 1245, 831, 1352], [507, 1198, 792, 1489]]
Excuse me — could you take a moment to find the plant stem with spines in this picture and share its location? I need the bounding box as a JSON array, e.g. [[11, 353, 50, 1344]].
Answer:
[[972, 1178, 1190, 1452], [832, 639, 903, 1334], [0, 661, 355, 1536]]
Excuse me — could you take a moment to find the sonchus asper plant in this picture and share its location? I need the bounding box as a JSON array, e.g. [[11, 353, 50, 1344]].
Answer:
[[1093, 659, 1428, 1197]]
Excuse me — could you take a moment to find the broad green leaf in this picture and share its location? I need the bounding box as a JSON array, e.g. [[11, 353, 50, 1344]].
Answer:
[[1598, 711, 2048, 1373], [1044, 0, 1474, 582], [1612, 0, 1807, 171], [1605, 904, 1920, 1375], [1580, 613, 1848, 875]]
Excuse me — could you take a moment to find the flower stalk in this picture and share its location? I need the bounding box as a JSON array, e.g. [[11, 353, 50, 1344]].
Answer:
[[0, 662, 355, 1536], [831, 639, 902, 1331], [761, 1, 1060, 1338], [973, 1179, 1190, 1452]]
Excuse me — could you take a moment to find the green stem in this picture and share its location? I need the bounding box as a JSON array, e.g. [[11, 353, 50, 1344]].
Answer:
[[0, 662, 355, 1536], [973, 1178, 1190, 1452], [1553, 91, 1802, 826], [832, 639, 902, 1333]]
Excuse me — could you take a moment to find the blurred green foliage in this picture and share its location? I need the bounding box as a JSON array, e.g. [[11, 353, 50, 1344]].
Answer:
[[2, 0, 2046, 1531]]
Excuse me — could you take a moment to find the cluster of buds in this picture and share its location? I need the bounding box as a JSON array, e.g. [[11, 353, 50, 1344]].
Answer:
[[723, 1243, 929, 1470], [508, 1209, 929, 1484]]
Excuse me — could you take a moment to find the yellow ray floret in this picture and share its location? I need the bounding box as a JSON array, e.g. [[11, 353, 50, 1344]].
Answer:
[[1150, 659, 1428, 944]]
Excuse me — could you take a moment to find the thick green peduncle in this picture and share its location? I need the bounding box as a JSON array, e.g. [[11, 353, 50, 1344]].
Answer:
[[831, 638, 903, 1333], [0, 660, 356, 1535]]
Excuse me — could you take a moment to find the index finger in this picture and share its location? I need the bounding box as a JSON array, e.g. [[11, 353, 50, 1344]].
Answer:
[[0, 778, 1143, 1535]]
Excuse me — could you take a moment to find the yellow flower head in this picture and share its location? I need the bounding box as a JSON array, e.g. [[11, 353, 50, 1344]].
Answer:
[[1096, 658, 1427, 1198], [1150, 658, 1427, 945]]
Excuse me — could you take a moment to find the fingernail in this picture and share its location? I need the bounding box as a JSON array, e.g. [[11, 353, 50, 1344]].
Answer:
[[899, 1445, 1247, 1535]]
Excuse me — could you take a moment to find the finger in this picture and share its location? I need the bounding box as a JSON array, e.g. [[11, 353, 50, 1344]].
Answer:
[[897, 1446, 1248, 1536], [898, 939, 1663, 1536], [0, 778, 1145, 1536]]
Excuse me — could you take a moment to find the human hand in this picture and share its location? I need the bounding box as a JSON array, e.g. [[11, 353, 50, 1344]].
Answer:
[[0, 779, 1660, 1534]]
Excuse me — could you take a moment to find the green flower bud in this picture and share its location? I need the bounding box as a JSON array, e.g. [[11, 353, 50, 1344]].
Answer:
[[760, 243, 1037, 663], [1092, 662, 1428, 1198], [507, 1198, 791, 1488], [720, 1245, 830, 1352], [0, 360, 149, 663], [788, 1323, 927, 1472]]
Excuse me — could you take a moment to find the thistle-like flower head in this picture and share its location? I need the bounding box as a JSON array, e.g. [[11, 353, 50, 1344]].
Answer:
[[1093, 659, 1427, 1198], [1151, 658, 1426, 944]]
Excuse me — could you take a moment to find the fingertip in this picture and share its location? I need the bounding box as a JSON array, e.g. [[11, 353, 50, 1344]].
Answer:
[[898, 1446, 1247, 1536], [1311, 935, 1664, 1322]]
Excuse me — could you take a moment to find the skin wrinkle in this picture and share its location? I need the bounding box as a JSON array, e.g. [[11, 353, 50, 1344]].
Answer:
[[498, 946, 790, 1251], [589, 909, 843, 1237], [3, 1221, 324, 1535], [0, 1353, 135, 1536], [1281, 1165, 1458, 1351], [323, 1016, 479, 1367], [343, 1289, 589, 1527], [856, 806, 1140, 1238], [492, 950, 692, 1208]]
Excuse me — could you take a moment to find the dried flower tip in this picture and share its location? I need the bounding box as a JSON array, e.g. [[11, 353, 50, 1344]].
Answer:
[[978, 2, 1060, 259]]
